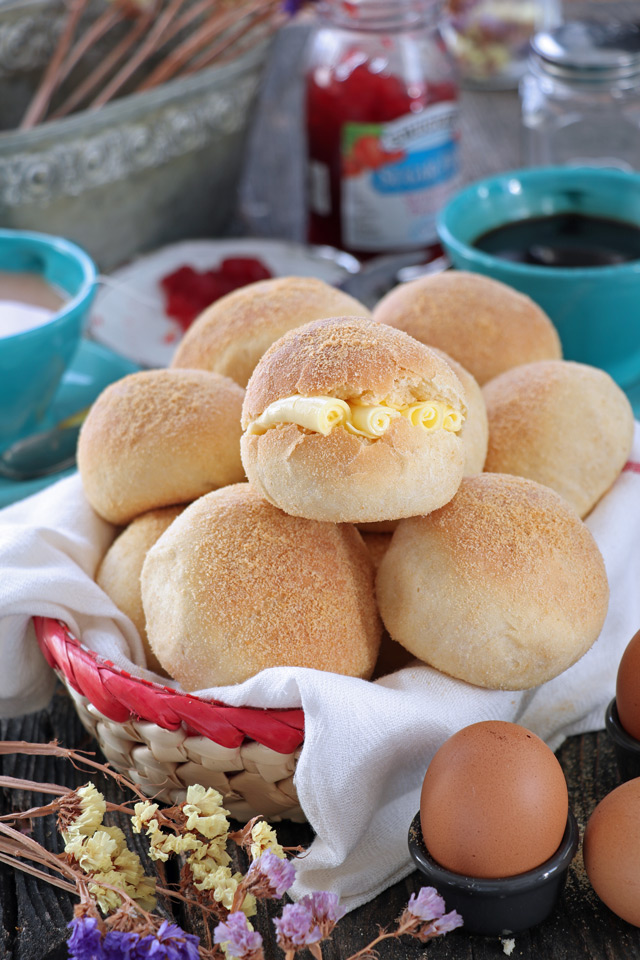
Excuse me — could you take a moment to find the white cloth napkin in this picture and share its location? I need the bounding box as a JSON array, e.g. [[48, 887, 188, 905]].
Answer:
[[1, 426, 640, 913]]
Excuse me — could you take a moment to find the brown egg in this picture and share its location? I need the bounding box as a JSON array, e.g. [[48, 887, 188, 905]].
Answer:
[[584, 779, 640, 926], [420, 721, 568, 878], [616, 629, 640, 741]]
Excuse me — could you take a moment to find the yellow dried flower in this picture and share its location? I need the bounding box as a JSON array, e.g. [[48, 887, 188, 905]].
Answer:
[[65, 825, 157, 912], [241, 891, 257, 919], [192, 864, 239, 906], [183, 786, 230, 841], [187, 811, 230, 840], [185, 785, 227, 816], [188, 835, 231, 870], [148, 830, 202, 862], [88, 875, 124, 914], [250, 821, 285, 860], [61, 782, 107, 842], [131, 801, 159, 833], [66, 830, 119, 872]]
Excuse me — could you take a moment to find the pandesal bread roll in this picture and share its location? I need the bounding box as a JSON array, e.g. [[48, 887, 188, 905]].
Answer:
[[373, 271, 562, 385], [78, 369, 245, 525], [483, 360, 635, 518], [241, 316, 466, 523], [431, 348, 488, 475], [171, 276, 371, 387], [376, 474, 609, 690], [96, 506, 184, 675], [141, 484, 381, 688]]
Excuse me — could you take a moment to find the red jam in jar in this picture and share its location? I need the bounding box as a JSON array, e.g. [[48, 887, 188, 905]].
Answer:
[[305, 0, 460, 258]]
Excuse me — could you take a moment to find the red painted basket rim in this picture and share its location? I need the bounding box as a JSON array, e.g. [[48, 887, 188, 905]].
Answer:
[[34, 617, 304, 755]]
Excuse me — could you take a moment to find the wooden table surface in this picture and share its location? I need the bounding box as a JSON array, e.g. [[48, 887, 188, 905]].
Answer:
[[3, 3, 640, 958], [2, 692, 640, 960]]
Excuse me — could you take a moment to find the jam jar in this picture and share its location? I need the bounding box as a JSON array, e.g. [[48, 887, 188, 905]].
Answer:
[[305, 0, 460, 258]]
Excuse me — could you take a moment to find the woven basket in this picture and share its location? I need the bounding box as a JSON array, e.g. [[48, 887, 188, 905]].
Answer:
[[34, 617, 306, 822]]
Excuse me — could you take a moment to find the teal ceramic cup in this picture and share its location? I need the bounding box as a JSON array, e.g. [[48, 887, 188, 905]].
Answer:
[[437, 167, 640, 393], [0, 230, 96, 444]]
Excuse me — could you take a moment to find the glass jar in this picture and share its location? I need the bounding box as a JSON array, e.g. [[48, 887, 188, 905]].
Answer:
[[304, 0, 460, 258], [521, 20, 640, 171], [441, 0, 561, 90]]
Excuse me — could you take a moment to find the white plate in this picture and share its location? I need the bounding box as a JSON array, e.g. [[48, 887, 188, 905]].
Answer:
[[89, 238, 360, 369]]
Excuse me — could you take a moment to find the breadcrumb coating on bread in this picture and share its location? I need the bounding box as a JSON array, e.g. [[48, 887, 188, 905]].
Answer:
[[242, 316, 466, 424], [142, 484, 382, 688], [373, 271, 562, 385], [171, 276, 371, 387], [483, 360, 634, 517]]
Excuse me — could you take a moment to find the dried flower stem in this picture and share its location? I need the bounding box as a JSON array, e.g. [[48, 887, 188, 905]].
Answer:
[[0, 741, 152, 803], [183, 1, 280, 76], [89, 0, 190, 108], [0, 850, 78, 894], [135, 0, 274, 91], [55, 5, 124, 88], [0, 774, 70, 795], [51, 5, 157, 119], [20, 0, 90, 129]]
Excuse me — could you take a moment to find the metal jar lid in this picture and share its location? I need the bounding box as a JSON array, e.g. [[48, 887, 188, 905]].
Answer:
[[531, 19, 640, 82]]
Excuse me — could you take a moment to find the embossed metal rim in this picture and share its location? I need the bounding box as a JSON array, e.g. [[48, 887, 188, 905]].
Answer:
[[0, 37, 269, 147]]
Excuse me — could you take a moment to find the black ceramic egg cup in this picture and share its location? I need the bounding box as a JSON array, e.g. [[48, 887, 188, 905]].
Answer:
[[605, 698, 640, 782], [408, 811, 579, 937]]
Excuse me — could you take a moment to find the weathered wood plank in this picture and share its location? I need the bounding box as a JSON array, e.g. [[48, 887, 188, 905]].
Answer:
[[2, 686, 640, 960]]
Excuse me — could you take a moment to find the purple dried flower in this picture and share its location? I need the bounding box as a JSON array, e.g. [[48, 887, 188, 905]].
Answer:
[[246, 850, 296, 899], [68, 916, 105, 960], [118, 921, 200, 960], [102, 931, 140, 960], [273, 902, 322, 950], [214, 913, 264, 960], [406, 887, 445, 922], [282, 0, 311, 14], [422, 910, 464, 938], [300, 891, 346, 937]]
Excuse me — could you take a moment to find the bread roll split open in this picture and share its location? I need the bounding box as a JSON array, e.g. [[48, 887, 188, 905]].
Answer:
[[240, 316, 467, 523]]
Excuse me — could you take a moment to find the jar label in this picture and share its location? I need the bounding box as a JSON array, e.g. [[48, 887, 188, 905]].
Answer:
[[340, 102, 460, 251]]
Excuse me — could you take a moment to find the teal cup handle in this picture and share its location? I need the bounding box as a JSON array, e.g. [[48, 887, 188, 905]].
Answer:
[[0, 230, 96, 445], [437, 167, 640, 391]]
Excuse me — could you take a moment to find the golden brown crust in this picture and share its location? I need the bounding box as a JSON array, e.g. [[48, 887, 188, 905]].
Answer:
[[376, 474, 609, 690], [77, 369, 245, 525], [373, 271, 562, 385], [96, 506, 185, 675], [171, 276, 371, 387], [242, 316, 466, 421], [141, 484, 382, 689], [483, 360, 635, 518]]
